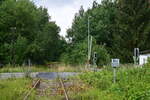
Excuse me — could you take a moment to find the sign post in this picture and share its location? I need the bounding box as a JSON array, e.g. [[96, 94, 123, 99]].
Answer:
[[133, 48, 139, 65], [113, 67, 116, 83], [111, 59, 120, 83], [26, 59, 31, 78]]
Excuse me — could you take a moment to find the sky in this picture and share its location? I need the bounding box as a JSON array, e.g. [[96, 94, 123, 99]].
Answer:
[[34, 0, 101, 37]]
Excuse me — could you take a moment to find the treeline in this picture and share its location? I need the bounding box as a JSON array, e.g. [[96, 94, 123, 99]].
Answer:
[[0, 0, 65, 65], [61, 0, 150, 65], [0, 0, 149, 66]]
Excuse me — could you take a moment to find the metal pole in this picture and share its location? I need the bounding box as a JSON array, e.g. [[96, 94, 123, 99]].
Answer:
[[89, 36, 92, 61], [113, 68, 116, 83], [87, 16, 91, 68], [88, 16, 90, 64], [133, 48, 139, 65], [28, 59, 31, 67], [27, 59, 31, 77]]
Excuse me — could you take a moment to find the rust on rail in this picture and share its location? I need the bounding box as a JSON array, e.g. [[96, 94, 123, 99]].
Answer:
[[23, 79, 41, 100], [59, 77, 69, 100]]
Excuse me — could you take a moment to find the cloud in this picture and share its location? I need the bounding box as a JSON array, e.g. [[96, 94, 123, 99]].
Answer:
[[47, 0, 74, 6], [34, 0, 102, 37], [35, 0, 75, 7]]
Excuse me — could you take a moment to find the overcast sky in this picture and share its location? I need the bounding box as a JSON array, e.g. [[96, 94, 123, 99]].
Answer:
[[34, 0, 101, 37]]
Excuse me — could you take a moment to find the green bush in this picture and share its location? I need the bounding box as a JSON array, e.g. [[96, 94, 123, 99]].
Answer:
[[92, 45, 110, 66], [79, 65, 150, 100], [61, 38, 110, 66], [0, 78, 36, 100]]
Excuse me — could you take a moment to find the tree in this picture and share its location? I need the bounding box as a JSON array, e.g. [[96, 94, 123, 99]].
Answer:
[[0, 0, 64, 65], [65, 0, 150, 63], [65, 0, 116, 65], [61, 37, 110, 66], [116, 0, 150, 62], [92, 0, 99, 8]]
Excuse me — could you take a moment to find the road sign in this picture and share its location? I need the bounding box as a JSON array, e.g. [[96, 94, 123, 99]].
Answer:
[[111, 59, 120, 83], [111, 59, 120, 68]]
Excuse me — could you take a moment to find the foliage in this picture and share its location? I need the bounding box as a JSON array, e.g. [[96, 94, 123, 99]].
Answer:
[[0, 0, 65, 65], [66, 0, 150, 63], [115, 0, 150, 62], [0, 64, 84, 73], [60, 39, 87, 65], [0, 0, 149, 66], [0, 78, 36, 100], [61, 38, 110, 66], [144, 58, 150, 67], [79, 65, 150, 100], [93, 44, 110, 66], [0, 65, 53, 73]]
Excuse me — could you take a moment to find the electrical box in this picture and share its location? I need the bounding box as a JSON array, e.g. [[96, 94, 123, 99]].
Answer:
[[111, 59, 120, 68]]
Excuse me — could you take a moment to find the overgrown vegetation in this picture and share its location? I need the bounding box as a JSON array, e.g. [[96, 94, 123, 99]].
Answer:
[[1, 64, 150, 100], [0, 0, 149, 99], [61, 39, 110, 66], [0, 65, 51, 73], [0, 64, 83, 73], [0, 0, 149, 66], [77, 64, 150, 100], [0, 78, 36, 100]]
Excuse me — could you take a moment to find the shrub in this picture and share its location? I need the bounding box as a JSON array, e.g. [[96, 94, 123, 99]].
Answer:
[[60, 38, 110, 67], [79, 65, 150, 100]]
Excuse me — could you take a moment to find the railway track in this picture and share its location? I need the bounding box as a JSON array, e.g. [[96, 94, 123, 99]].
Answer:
[[58, 76, 69, 100], [23, 77, 70, 100], [23, 79, 41, 100]]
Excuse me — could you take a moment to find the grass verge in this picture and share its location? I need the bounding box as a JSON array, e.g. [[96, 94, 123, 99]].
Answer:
[[0, 64, 84, 73], [0, 78, 36, 100]]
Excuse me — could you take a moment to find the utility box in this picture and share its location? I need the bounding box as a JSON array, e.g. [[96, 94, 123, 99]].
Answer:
[[111, 59, 120, 68]]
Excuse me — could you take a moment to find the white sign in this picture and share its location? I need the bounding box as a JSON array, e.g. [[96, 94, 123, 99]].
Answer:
[[111, 59, 120, 67]]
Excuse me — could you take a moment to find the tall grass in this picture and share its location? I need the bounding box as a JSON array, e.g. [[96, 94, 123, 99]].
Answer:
[[0, 78, 36, 100], [77, 64, 150, 100], [0, 65, 54, 73], [0, 64, 85, 73]]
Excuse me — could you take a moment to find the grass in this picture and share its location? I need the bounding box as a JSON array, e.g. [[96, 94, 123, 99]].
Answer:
[[0, 64, 83, 73], [0, 65, 53, 73], [0, 78, 36, 100], [1, 63, 150, 100], [77, 63, 150, 100]]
